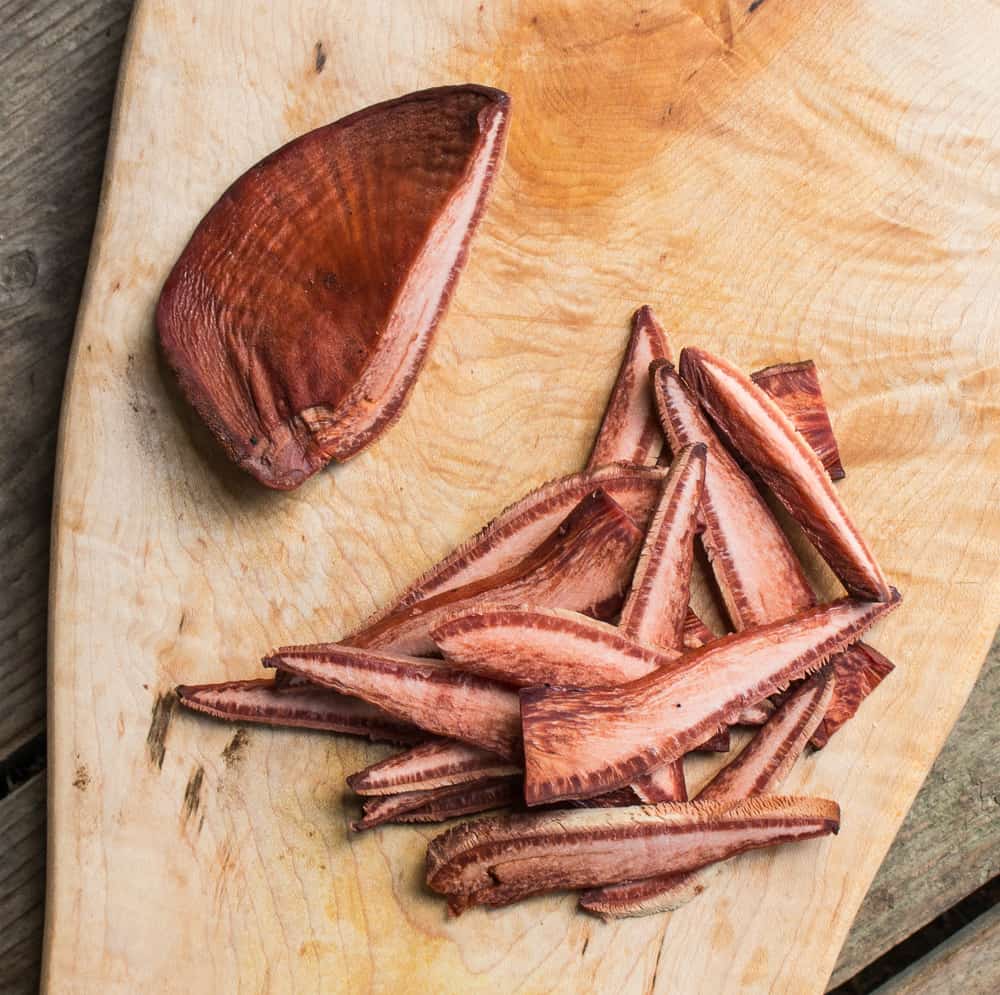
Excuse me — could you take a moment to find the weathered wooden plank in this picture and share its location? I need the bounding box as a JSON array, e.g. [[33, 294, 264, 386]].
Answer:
[[870, 903, 1000, 995], [0, 0, 133, 759], [830, 635, 1000, 986], [0, 774, 46, 995]]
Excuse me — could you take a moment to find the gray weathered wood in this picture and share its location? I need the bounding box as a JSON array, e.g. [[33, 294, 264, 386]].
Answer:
[[871, 903, 1000, 995], [0, 774, 46, 995], [830, 635, 1000, 986], [0, 0, 134, 759]]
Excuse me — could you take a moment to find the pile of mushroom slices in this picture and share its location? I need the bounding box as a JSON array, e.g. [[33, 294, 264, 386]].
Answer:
[[179, 306, 900, 918]]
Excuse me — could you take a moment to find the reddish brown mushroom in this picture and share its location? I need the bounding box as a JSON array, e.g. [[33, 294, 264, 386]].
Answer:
[[158, 85, 510, 488]]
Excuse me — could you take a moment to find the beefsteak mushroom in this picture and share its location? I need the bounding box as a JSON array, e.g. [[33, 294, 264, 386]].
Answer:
[[158, 85, 510, 488]]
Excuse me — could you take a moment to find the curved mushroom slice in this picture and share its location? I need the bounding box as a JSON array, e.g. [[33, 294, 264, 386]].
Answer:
[[653, 361, 893, 743], [812, 641, 893, 748], [394, 779, 522, 824], [433, 606, 677, 687], [521, 593, 899, 805], [425, 795, 840, 913], [351, 463, 665, 638], [349, 488, 642, 655], [679, 348, 892, 602], [352, 776, 520, 831], [618, 445, 706, 803], [157, 86, 511, 489], [618, 445, 706, 650], [580, 668, 834, 917], [752, 360, 845, 481], [347, 739, 516, 796], [268, 645, 521, 760], [175, 677, 421, 744], [697, 667, 834, 803], [587, 306, 672, 470]]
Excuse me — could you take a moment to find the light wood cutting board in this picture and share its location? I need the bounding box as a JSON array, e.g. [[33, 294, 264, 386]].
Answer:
[[45, 1, 1000, 992]]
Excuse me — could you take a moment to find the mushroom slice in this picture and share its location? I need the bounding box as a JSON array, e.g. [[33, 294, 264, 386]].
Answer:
[[175, 677, 420, 744], [347, 739, 516, 796], [617, 444, 706, 803], [158, 86, 510, 488], [267, 645, 522, 761], [350, 463, 665, 638], [352, 776, 520, 831], [679, 347, 891, 601], [587, 305, 672, 469], [521, 593, 899, 805], [433, 606, 677, 688], [426, 795, 839, 913], [349, 488, 643, 656], [752, 360, 845, 481]]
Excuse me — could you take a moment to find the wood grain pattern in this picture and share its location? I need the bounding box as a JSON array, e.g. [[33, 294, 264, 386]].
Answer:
[[45, 1, 1000, 992], [870, 904, 1000, 995]]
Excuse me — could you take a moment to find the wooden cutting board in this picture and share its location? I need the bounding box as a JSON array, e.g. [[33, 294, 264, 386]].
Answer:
[[45, 1, 1000, 991]]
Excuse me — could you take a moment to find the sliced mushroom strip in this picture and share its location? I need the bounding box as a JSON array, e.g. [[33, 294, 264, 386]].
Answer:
[[352, 776, 520, 831], [811, 642, 893, 747], [268, 646, 522, 761], [433, 606, 770, 732], [347, 739, 521, 795], [579, 668, 834, 917], [349, 463, 665, 638], [618, 444, 706, 802], [618, 444, 706, 651], [680, 347, 892, 602], [426, 795, 840, 913], [751, 360, 845, 481], [347, 739, 516, 796], [175, 677, 421, 744], [587, 305, 672, 469], [521, 593, 899, 805], [348, 488, 642, 656], [433, 606, 676, 687]]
